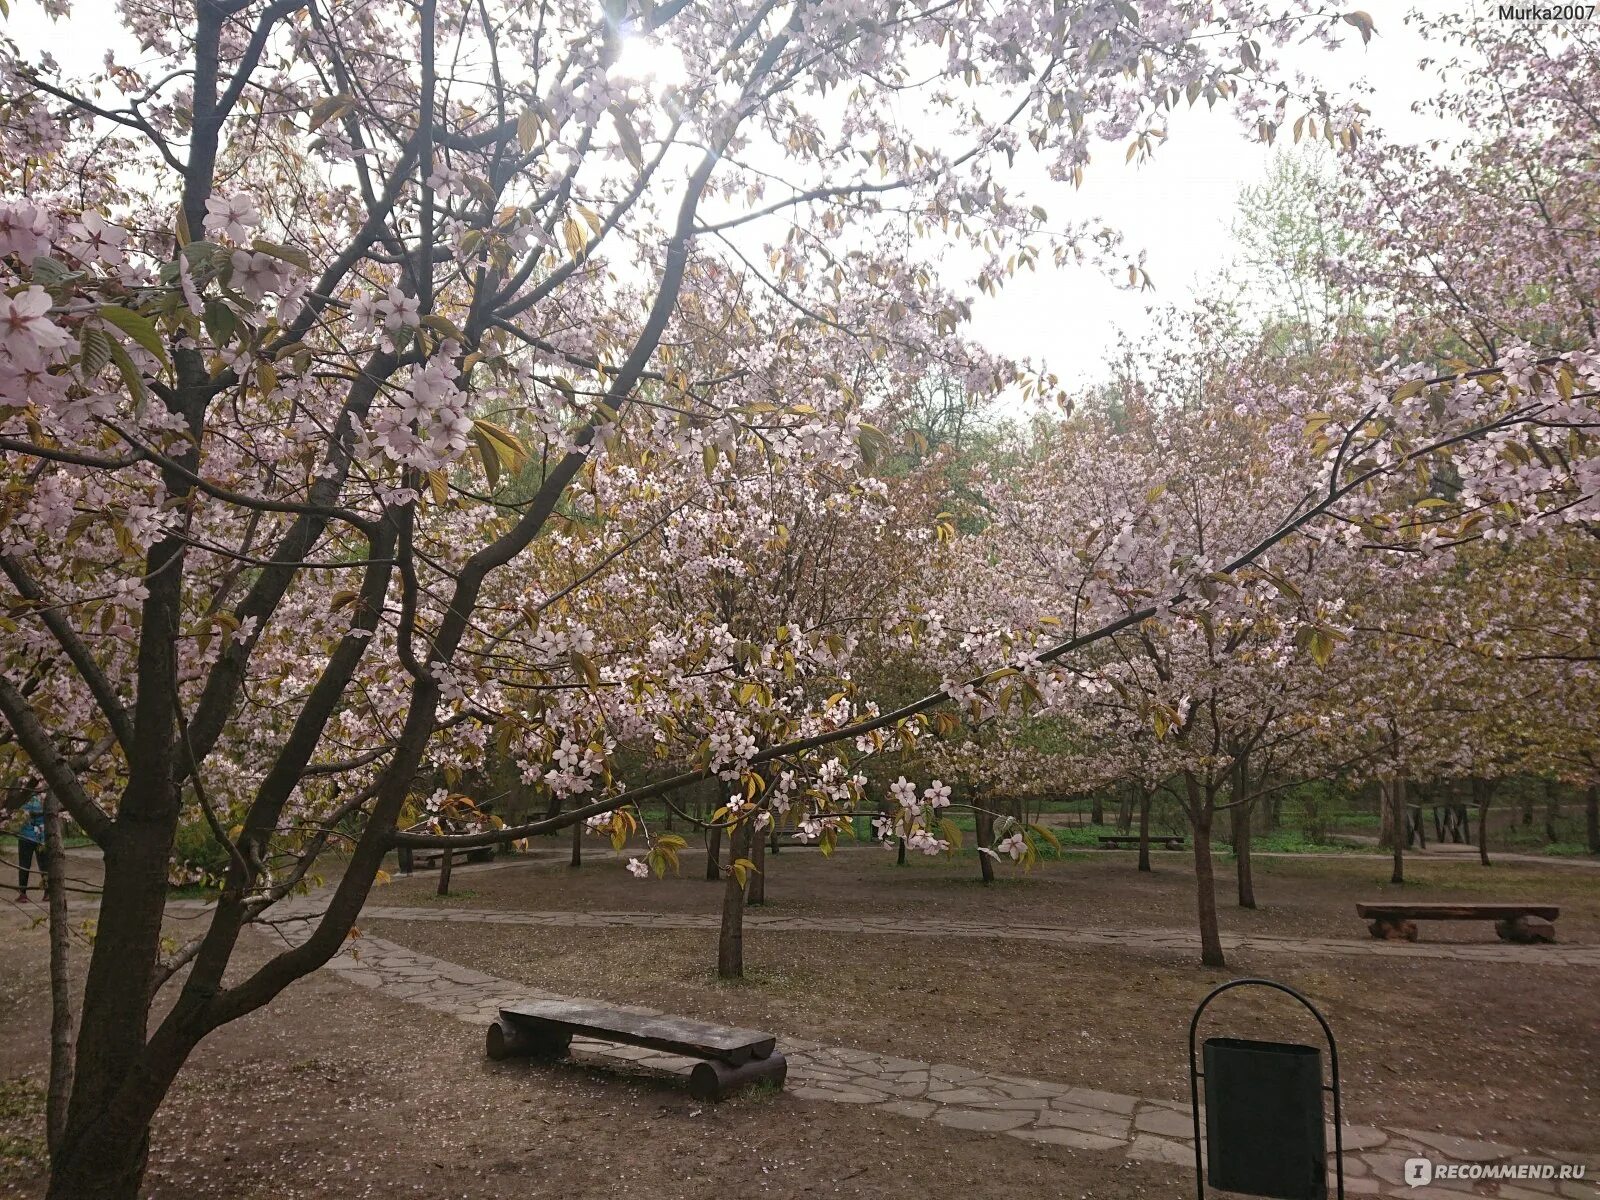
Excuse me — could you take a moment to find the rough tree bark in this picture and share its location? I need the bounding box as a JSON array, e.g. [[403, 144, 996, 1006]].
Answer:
[[436, 845, 454, 896], [1587, 786, 1599, 856]]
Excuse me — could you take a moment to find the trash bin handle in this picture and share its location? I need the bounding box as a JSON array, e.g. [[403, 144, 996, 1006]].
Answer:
[[1187, 977, 1344, 1200]]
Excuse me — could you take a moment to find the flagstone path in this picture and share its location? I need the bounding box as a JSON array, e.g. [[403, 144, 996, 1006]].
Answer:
[[235, 891, 1598, 1199]]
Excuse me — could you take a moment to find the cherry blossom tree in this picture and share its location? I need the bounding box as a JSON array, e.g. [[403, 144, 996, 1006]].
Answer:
[[3, 0, 1427, 1191]]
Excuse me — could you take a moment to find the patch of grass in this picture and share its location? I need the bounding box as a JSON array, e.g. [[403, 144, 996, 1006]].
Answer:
[[0, 1079, 46, 1173], [1235, 831, 1361, 855]]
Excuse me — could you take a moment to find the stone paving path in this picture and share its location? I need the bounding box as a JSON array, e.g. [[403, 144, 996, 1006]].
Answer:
[[350, 902, 1600, 968], [241, 891, 1597, 1199]]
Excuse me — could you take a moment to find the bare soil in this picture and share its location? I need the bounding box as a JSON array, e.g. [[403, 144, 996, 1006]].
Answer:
[[0, 912, 1185, 1200], [379, 839, 1600, 942]]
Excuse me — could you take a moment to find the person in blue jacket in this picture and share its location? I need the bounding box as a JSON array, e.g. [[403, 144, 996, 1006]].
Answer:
[[12, 785, 47, 902]]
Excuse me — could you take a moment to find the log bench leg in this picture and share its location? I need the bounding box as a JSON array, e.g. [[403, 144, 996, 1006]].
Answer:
[[688, 1052, 788, 1102], [1367, 918, 1418, 942], [486, 1017, 571, 1061], [1496, 916, 1556, 944]]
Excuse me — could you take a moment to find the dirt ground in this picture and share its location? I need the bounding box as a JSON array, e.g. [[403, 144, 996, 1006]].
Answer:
[[4, 844, 1597, 1198], [0, 915, 1183, 1200], [364, 847, 1600, 1152], [380, 838, 1600, 942]]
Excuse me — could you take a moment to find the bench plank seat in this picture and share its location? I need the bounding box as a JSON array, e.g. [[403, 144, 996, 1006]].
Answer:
[[500, 1000, 777, 1065], [1356, 901, 1559, 945], [1355, 902, 1559, 921]]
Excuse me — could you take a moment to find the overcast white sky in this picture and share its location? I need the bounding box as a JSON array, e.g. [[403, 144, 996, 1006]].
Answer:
[[12, 0, 1463, 383], [966, 2, 1463, 383]]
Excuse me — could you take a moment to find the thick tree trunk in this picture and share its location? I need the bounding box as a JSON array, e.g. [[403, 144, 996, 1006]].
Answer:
[[1117, 784, 1134, 833], [1187, 782, 1226, 969], [705, 823, 722, 881], [51, 800, 181, 1198], [1091, 792, 1104, 826], [1587, 786, 1599, 855], [1137, 787, 1152, 873], [717, 821, 753, 979], [746, 815, 766, 906], [1543, 779, 1560, 844], [44, 792, 73, 1155]]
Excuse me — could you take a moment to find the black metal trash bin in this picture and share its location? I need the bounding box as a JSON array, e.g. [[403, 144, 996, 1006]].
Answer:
[[1202, 1037, 1327, 1200]]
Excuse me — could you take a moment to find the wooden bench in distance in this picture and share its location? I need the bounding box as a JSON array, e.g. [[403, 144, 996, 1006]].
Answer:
[[486, 999, 786, 1101], [1355, 902, 1560, 944], [1097, 834, 1186, 851]]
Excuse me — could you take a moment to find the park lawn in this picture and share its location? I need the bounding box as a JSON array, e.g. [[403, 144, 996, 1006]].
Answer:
[[0, 914, 1185, 1200], [365, 849, 1600, 1156], [376, 840, 1600, 942]]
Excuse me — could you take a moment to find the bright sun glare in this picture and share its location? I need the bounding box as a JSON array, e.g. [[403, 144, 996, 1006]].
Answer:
[[608, 35, 688, 87]]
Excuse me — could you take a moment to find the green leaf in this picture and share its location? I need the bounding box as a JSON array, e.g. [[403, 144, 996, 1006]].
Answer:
[[250, 239, 312, 273], [308, 93, 355, 132], [77, 326, 114, 376], [106, 338, 150, 413], [97, 305, 170, 368]]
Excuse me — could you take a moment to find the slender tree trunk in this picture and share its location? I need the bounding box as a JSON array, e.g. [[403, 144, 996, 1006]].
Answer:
[[1091, 792, 1104, 826], [1185, 775, 1226, 969], [768, 815, 780, 856], [705, 823, 722, 881], [1117, 784, 1134, 833], [747, 814, 766, 906], [976, 796, 995, 884], [569, 818, 581, 868], [1586, 786, 1599, 856], [1389, 778, 1405, 886], [1231, 753, 1255, 909], [717, 821, 753, 978], [1472, 776, 1493, 867], [1378, 777, 1395, 850], [1543, 779, 1560, 845], [43, 792, 74, 1155], [1137, 786, 1152, 873], [896, 836, 907, 866], [436, 844, 453, 895]]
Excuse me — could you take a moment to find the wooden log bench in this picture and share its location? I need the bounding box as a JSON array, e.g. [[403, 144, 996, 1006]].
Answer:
[[1097, 834, 1185, 851], [486, 999, 786, 1101], [1355, 902, 1560, 944], [397, 845, 495, 873]]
